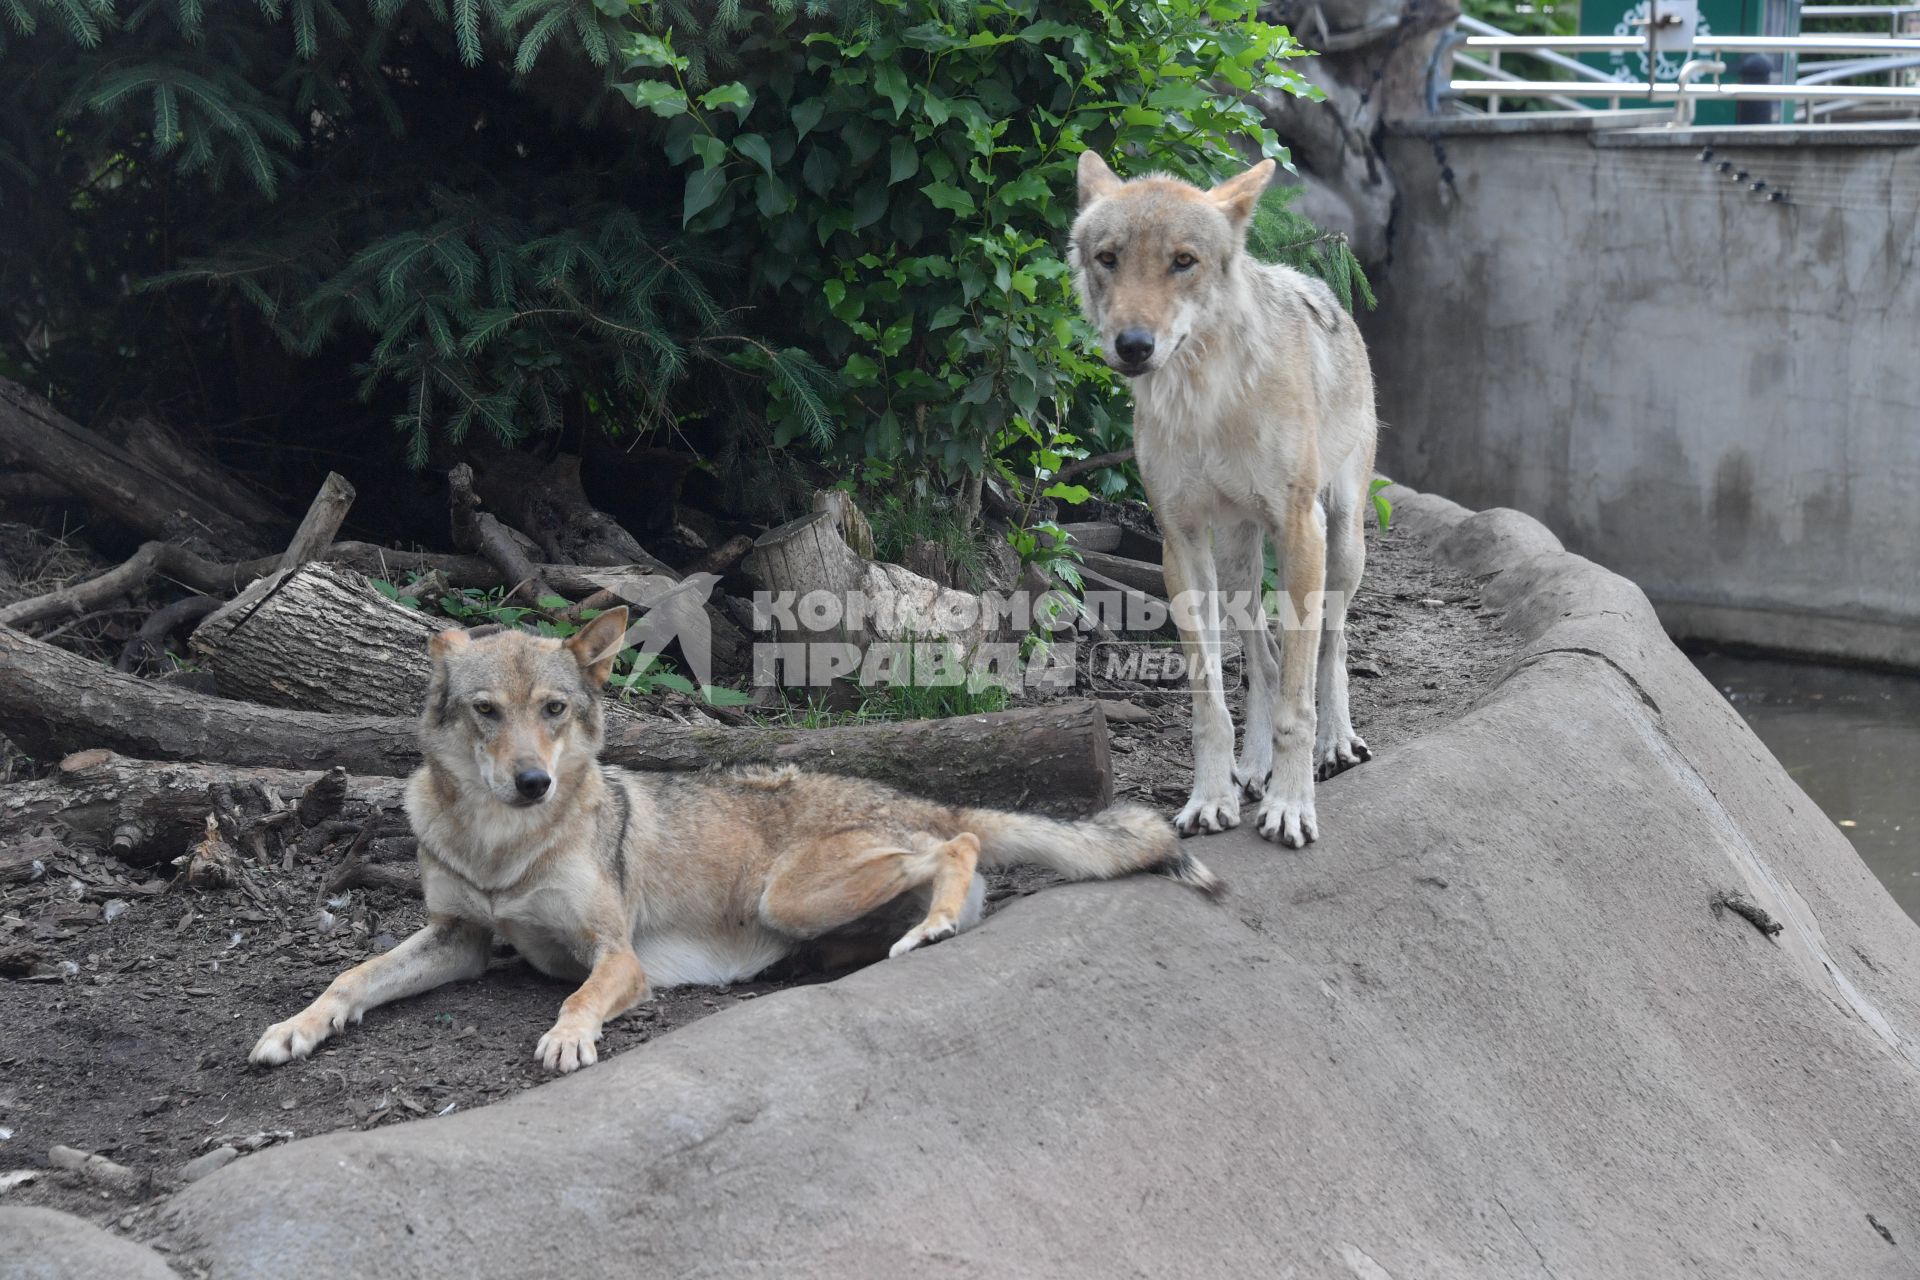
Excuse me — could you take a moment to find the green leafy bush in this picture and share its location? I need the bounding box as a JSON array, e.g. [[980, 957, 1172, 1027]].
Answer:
[[4, 0, 1366, 526], [610, 0, 1321, 493]]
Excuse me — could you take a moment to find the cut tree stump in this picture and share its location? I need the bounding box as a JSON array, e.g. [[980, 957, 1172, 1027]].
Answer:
[[0, 626, 1115, 813], [0, 379, 267, 557], [745, 509, 1006, 654], [190, 561, 448, 715]]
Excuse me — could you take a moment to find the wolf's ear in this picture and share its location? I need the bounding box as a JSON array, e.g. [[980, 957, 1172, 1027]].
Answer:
[[1077, 151, 1122, 206], [428, 628, 471, 662], [1208, 159, 1275, 235], [566, 607, 629, 687]]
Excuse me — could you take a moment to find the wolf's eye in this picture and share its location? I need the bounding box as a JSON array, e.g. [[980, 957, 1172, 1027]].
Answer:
[[473, 699, 498, 718], [1172, 251, 1197, 272], [1095, 250, 1118, 269], [544, 699, 567, 718]]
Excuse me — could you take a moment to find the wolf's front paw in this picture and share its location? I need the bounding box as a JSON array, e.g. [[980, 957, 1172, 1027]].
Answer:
[[535, 1018, 602, 1074], [1314, 730, 1371, 781], [1254, 794, 1319, 848], [249, 1005, 343, 1067], [889, 916, 958, 959], [1173, 792, 1240, 837]]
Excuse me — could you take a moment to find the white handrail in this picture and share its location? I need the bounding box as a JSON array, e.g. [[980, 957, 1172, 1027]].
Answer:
[[1450, 77, 1920, 101]]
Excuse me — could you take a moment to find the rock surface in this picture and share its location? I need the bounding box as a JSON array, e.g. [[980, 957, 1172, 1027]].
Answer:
[[18, 490, 1920, 1278], [0, 1207, 176, 1280]]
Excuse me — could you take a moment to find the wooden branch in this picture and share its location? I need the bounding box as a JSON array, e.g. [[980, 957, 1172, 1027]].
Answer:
[[448, 463, 553, 604], [115, 594, 221, 672], [278, 472, 357, 572], [0, 379, 266, 556], [1052, 448, 1135, 484], [0, 541, 174, 629], [686, 533, 755, 579], [0, 624, 1115, 813]]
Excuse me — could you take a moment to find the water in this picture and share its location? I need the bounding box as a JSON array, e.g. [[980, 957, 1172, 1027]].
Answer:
[[1691, 652, 1920, 922]]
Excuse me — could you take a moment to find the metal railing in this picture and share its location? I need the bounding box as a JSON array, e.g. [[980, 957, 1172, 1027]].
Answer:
[[1444, 8, 1920, 120]]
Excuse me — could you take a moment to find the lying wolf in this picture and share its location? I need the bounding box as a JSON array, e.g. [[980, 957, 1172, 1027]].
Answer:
[[251, 609, 1219, 1073], [1070, 152, 1381, 848]]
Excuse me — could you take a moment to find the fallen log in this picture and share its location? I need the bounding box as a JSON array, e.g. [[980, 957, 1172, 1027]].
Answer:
[[0, 379, 266, 557], [0, 751, 407, 864], [0, 626, 1115, 812], [1046, 522, 1124, 554], [120, 416, 285, 531], [1079, 548, 1168, 599], [0, 625, 422, 774]]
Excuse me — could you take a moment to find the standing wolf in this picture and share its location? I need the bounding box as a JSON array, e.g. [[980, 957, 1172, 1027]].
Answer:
[[1070, 153, 1380, 848], [250, 609, 1218, 1074]]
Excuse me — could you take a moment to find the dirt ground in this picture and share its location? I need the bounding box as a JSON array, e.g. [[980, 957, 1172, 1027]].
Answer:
[[0, 520, 1518, 1232]]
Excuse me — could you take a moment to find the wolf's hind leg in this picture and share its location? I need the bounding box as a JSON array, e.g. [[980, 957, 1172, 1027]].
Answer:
[[759, 830, 980, 959], [1316, 464, 1371, 781], [250, 916, 491, 1066], [887, 832, 980, 958]]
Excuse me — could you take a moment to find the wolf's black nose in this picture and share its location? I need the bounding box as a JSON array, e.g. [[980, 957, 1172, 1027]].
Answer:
[[514, 769, 552, 800], [1114, 328, 1155, 365]]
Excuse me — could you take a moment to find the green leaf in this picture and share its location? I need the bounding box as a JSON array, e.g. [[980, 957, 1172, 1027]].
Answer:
[[698, 82, 753, 122], [702, 686, 755, 707], [888, 136, 919, 186], [1042, 481, 1092, 504], [683, 167, 729, 225], [617, 80, 688, 118], [651, 671, 698, 695], [734, 133, 775, 178], [873, 63, 910, 117], [921, 181, 976, 217], [536, 595, 570, 610], [791, 97, 827, 141]]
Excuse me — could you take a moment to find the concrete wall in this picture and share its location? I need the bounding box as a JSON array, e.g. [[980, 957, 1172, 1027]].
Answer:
[[1367, 116, 1920, 667]]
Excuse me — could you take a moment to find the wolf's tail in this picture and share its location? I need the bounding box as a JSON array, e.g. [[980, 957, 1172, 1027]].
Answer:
[[959, 803, 1223, 898]]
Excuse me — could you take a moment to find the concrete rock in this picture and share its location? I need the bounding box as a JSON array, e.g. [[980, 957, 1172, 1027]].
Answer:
[[0, 1207, 175, 1280], [61, 495, 1920, 1278]]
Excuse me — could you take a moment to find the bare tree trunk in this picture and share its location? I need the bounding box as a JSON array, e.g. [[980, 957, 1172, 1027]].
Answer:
[[1255, 0, 1462, 264]]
